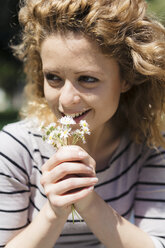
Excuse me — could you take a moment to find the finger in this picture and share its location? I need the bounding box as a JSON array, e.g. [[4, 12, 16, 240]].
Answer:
[[41, 161, 95, 185], [54, 177, 98, 195], [42, 145, 96, 173], [50, 186, 94, 208]]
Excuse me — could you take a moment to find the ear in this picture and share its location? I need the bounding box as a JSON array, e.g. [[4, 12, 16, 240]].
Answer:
[[121, 80, 131, 93]]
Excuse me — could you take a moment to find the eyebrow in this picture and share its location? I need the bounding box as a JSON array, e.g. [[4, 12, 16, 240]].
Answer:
[[43, 69, 59, 74], [43, 68, 103, 76], [74, 70, 103, 76]]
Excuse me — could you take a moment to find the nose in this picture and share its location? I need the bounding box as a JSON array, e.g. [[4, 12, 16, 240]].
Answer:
[[59, 80, 81, 108]]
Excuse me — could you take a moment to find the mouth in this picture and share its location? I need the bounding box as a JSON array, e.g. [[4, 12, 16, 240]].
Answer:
[[61, 109, 91, 122]]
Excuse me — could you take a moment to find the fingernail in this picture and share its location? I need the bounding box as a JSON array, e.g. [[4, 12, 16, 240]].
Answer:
[[91, 177, 98, 183], [78, 151, 87, 157]]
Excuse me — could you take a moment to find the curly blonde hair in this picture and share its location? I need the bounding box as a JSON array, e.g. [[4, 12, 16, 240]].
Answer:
[[13, 0, 165, 147]]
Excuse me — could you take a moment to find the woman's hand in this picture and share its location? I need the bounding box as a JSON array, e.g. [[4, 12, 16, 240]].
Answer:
[[40, 145, 98, 219]]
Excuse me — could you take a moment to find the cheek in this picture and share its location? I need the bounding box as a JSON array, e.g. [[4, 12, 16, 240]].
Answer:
[[44, 83, 59, 106], [100, 86, 121, 111]]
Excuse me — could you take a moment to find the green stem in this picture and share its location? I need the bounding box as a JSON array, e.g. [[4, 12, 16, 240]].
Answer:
[[72, 136, 80, 145], [71, 204, 82, 224], [71, 205, 75, 224]]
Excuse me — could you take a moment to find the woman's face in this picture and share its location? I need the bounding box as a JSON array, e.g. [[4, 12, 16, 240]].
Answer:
[[41, 32, 127, 133]]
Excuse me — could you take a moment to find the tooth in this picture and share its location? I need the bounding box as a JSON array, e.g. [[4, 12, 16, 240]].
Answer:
[[66, 109, 88, 118], [69, 113, 76, 118], [76, 113, 81, 117]]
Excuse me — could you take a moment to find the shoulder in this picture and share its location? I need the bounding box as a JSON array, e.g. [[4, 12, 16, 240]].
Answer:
[[1, 117, 43, 136], [0, 117, 49, 149], [0, 119, 36, 156], [116, 131, 165, 170], [0, 118, 56, 168], [0, 119, 43, 178], [1, 119, 31, 142]]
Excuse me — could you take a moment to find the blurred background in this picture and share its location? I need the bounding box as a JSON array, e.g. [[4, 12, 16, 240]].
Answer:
[[0, 0, 165, 130]]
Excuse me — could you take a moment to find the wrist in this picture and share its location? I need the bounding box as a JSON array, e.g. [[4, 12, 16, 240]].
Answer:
[[43, 201, 69, 224], [74, 190, 96, 215]]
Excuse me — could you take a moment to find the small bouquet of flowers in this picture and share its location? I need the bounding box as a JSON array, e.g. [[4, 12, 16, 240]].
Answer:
[[40, 116, 90, 223]]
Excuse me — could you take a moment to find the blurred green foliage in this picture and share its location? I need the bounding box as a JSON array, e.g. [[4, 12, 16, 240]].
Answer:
[[0, 0, 24, 129], [0, 51, 23, 98], [0, 110, 19, 130], [147, 0, 165, 21]]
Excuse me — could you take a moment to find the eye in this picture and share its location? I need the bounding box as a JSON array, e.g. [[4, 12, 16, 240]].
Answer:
[[44, 73, 62, 87], [78, 76, 99, 84]]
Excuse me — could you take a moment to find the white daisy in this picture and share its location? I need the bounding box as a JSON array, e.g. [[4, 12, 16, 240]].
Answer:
[[47, 135, 55, 145], [47, 122, 56, 130], [59, 116, 76, 125], [80, 120, 90, 135], [72, 130, 86, 144], [38, 121, 45, 131], [80, 120, 88, 128], [60, 127, 71, 139]]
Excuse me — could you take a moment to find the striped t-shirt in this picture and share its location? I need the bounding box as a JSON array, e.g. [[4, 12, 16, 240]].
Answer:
[[0, 119, 165, 248]]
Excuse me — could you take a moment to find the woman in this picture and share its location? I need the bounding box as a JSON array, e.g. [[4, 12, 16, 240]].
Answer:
[[0, 0, 165, 247]]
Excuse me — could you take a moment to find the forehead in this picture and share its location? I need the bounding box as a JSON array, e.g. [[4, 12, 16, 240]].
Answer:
[[40, 32, 101, 56], [40, 32, 120, 75]]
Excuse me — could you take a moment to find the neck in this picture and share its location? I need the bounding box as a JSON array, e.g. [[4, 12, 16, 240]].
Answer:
[[80, 121, 121, 159]]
